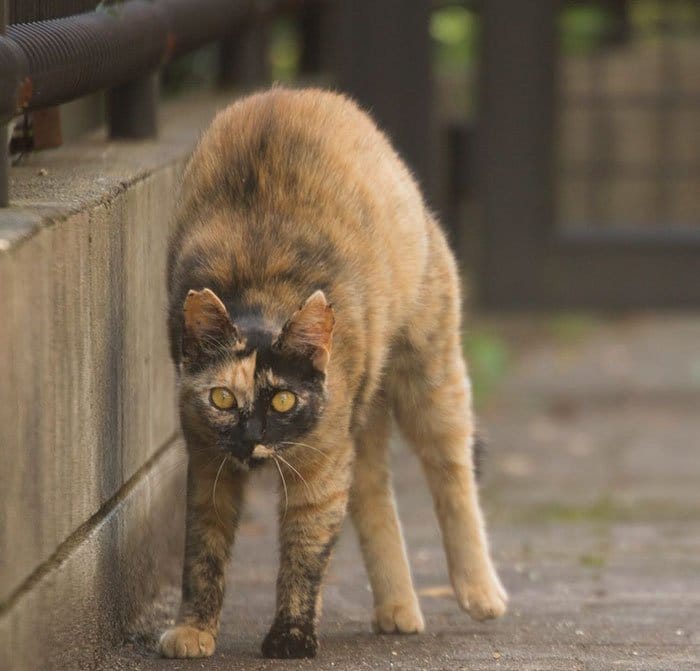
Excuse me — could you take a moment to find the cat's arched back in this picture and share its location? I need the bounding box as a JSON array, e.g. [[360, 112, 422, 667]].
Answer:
[[161, 88, 506, 661]]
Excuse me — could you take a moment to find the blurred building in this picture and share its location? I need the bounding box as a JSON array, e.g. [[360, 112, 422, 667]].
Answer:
[[435, 0, 700, 309]]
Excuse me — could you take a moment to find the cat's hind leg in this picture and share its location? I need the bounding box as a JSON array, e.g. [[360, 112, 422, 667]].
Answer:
[[349, 394, 425, 634], [391, 342, 507, 621], [388, 224, 507, 621]]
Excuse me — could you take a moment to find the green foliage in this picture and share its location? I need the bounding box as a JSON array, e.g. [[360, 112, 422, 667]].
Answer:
[[560, 0, 700, 56], [430, 6, 480, 77], [548, 313, 598, 343], [463, 329, 510, 407], [160, 16, 300, 96], [579, 552, 606, 568], [95, 0, 123, 17], [559, 5, 613, 54], [269, 17, 300, 83], [526, 498, 616, 524], [632, 0, 700, 33], [161, 45, 218, 97]]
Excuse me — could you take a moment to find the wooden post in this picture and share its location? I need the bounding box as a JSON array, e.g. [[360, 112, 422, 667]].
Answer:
[[108, 73, 159, 139], [219, 17, 269, 90], [298, 1, 325, 76], [477, 0, 557, 306], [327, 0, 435, 204]]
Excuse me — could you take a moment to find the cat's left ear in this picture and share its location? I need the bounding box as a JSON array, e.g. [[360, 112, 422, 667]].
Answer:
[[274, 290, 334, 373]]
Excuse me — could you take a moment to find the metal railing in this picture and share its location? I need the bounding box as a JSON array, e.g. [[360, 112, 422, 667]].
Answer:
[[9, 1, 100, 23], [0, 0, 436, 213], [0, 0, 307, 205]]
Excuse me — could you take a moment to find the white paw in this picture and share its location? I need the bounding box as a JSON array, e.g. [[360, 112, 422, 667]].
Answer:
[[159, 625, 216, 658], [454, 572, 508, 621], [373, 600, 425, 634]]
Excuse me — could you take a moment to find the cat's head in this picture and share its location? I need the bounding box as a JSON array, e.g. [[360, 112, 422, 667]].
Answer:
[[178, 288, 334, 467]]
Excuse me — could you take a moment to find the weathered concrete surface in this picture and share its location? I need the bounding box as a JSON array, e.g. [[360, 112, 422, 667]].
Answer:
[[0, 440, 187, 671], [0, 175, 179, 604], [0, 95, 233, 669], [101, 315, 700, 670]]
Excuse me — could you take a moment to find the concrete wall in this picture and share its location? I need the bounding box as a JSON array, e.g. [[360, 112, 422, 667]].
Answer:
[[0, 96, 227, 671]]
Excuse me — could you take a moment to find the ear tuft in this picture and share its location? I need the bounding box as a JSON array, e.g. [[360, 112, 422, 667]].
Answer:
[[274, 290, 334, 372]]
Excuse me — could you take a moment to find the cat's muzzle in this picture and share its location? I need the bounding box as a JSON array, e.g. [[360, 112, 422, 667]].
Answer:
[[228, 441, 256, 461]]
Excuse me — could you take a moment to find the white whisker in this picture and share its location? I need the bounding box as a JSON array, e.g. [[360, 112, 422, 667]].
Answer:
[[279, 441, 330, 461], [272, 456, 289, 521], [276, 453, 312, 496], [212, 456, 229, 527]]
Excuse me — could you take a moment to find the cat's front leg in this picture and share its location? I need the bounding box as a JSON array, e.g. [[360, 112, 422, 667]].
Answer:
[[159, 451, 247, 658], [262, 446, 351, 659]]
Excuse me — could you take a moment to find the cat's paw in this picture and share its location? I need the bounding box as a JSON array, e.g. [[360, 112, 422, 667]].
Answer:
[[454, 572, 508, 621], [373, 601, 425, 634], [261, 624, 318, 659], [159, 625, 216, 658]]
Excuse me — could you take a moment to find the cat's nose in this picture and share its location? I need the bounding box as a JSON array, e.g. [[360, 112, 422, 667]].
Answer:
[[229, 418, 264, 460], [242, 417, 264, 444], [231, 441, 255, 460]]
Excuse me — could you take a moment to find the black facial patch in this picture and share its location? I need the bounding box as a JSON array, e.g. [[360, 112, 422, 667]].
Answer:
[[184, 312, 327, 461], [215, 361, 325, 459]]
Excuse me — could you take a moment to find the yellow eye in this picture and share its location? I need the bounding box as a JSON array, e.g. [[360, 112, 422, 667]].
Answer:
[[271, 391, 296, 413], [210, 387, 236, 410]]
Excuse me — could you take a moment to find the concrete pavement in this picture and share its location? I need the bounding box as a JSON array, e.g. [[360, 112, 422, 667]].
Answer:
[[103, 315, 700, 671]]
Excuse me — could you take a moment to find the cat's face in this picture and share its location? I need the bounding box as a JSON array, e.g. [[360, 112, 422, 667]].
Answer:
[[178, 288, 333, 466]]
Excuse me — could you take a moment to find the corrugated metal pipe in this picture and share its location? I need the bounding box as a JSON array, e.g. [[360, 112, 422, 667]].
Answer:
[[0, 0, 275, 125]]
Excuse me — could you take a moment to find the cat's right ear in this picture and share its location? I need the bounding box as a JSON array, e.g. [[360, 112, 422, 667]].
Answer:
[[182, 288, 240, 364]]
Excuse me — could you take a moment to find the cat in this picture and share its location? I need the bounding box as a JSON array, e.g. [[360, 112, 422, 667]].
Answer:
[[160, 87, 507, 660]]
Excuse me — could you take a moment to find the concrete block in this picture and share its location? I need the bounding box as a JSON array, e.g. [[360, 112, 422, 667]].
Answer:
[[0, 440, 186, 671], [0, 94, 230, 603], [0, 169, 181, 602], [0, 94, 233, 666]]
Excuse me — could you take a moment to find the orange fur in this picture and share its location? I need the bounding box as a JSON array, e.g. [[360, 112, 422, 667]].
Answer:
[[161, 88, 506, 660]]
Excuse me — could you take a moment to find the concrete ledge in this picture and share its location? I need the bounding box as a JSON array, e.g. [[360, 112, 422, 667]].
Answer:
[[0, 439, 186, 671], [0, 170, 181, 602], [0, 95, 232, 668]]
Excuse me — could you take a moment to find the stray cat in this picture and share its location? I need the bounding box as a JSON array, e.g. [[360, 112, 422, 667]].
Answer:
[[160, 88, 507, 660]]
